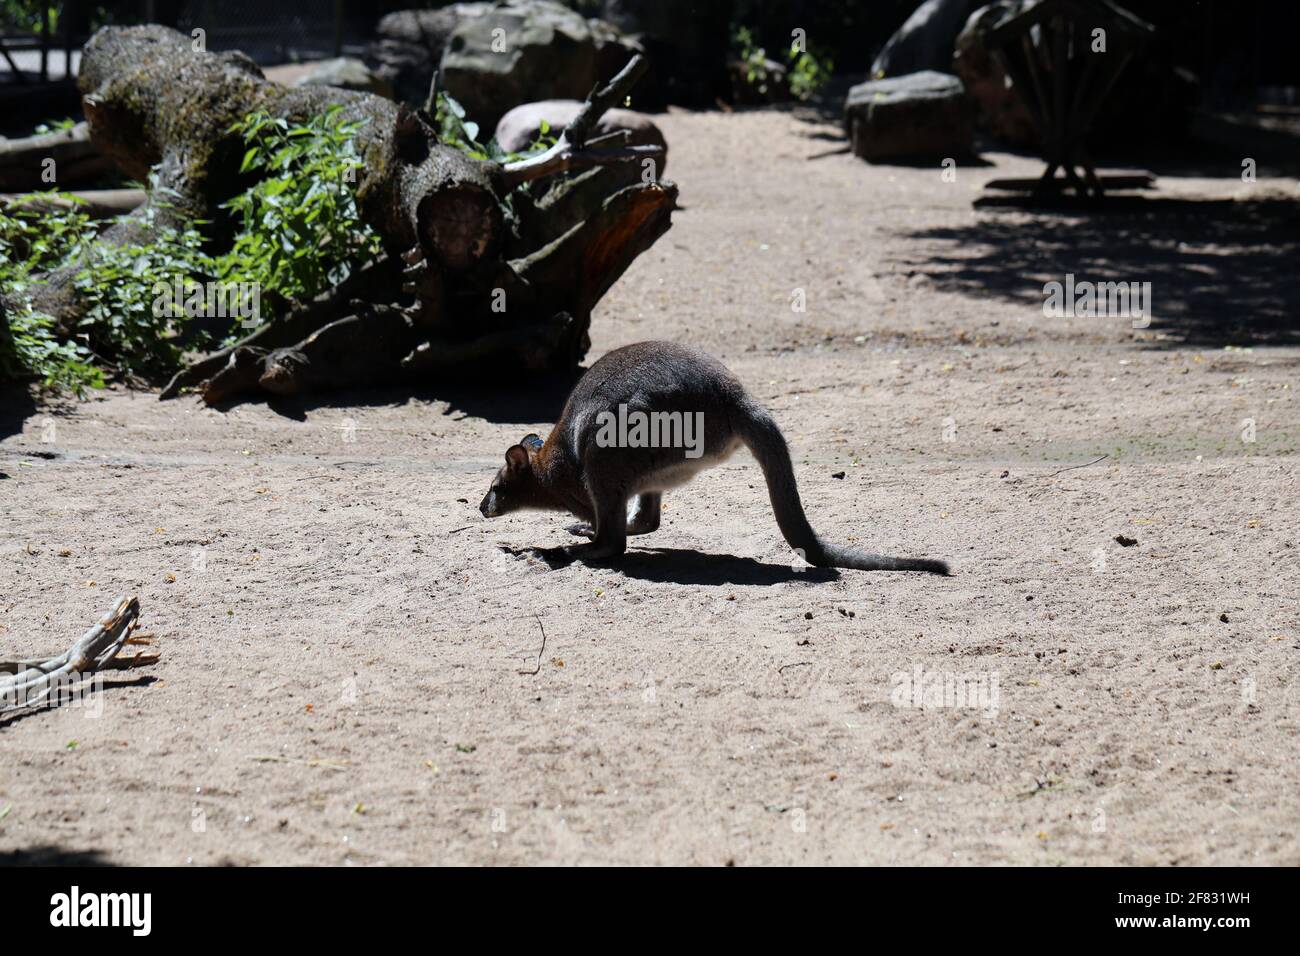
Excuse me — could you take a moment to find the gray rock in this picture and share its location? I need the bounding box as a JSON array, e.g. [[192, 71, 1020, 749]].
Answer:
[[844, 71, 974, 162], [439, 0, 639, 132], [727, 56, 790, 106], [294, 57, 395, 99], [367, 4, 485, 105], [953, 2, 1037, 147], [871, 0, 978, 78], [493, 99, 667, 177]]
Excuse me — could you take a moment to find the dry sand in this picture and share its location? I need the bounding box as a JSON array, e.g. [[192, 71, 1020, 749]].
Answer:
[[2, 107, 1298, 865]]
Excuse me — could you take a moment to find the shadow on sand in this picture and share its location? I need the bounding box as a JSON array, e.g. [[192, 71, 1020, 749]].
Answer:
[[0, 845, 112, 866], [896, 195, 1300, 348], [513, 544, 839, 586], [0, 385, 38, 444], [205, 366, 587, 425]]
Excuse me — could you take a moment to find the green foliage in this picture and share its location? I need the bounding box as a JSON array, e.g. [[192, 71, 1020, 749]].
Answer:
[[433, 91, 555, 164], [72, 205, 215, 379], [32, 117, 76, 135], [1, 106, 382, 393], [788, 46, 833, 100], [0, 0, 56, 34], [434, 91, 488, 157], [733, 25, 778, 97], [732, 24, 833, 101], [0, 192, 91, 272], [0, 194, 102, 393], [2, 306, 104, 394], [219, 106, 382, 305]]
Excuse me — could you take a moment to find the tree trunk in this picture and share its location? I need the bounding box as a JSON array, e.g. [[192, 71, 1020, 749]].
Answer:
[[75, 25, 503, 269], [5, 24, 676, 402], [0, 122, 113, 192]]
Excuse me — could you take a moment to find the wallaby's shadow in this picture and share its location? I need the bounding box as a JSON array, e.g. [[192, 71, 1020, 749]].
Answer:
[[515, 544, 838, 586]]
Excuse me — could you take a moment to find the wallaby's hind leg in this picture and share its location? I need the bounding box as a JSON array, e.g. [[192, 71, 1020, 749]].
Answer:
[[626, 493, 662, 536], [569, 493, 629, 562], [569, 493, 659, 538]]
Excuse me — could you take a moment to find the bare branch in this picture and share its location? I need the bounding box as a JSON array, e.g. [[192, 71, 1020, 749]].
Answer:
[[564, 53, 650, 149], [500, 53, 658, 189], [501, 143, 663, 189], [0, 596, 148, 713]]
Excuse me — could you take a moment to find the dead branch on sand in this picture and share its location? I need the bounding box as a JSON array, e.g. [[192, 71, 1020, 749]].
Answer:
[[0, 595, 154, 714]]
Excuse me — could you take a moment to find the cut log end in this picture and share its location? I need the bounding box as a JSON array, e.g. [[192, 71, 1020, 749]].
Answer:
[[416, 186, 503, 271]]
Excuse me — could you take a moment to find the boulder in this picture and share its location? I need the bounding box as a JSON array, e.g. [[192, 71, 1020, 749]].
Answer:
[[844, 71, 974, 162], [367, 5, 481, 105], [294, 57, 395, 100], [953, 2, 1037, 147], [727, 56, 791, 106], [439, 0, 639, 131], [871, 0, 977, 78], [493, 99, 667, 178]]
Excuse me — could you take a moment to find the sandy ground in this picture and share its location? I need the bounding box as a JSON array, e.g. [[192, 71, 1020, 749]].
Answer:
[[2, 107, 1298, 866]]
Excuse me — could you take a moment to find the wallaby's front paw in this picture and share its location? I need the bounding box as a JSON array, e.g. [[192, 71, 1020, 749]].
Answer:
[[565, 522, 595, 538]]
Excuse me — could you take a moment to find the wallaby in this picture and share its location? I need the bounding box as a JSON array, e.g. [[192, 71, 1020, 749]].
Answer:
[[479, 341, 950, 574]]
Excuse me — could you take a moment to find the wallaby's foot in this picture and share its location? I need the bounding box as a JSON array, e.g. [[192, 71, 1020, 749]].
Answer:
[[569, 494, 629, 563], [564, 540, 626, 564], [566, 522, 595, 538]]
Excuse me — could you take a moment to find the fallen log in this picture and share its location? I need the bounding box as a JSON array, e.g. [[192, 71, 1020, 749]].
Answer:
[[158, 254, 404, 399], [6, 24, 675, 402], [0, 122, 114, 192], [0, 188, 146, 219], [74, 25, 503, 270]]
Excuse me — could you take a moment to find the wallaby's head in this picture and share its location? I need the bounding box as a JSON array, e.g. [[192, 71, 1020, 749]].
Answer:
[[480, 434, 546, 517]]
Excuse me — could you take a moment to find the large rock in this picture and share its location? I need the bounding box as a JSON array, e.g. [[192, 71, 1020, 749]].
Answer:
[[726, 56, 790, 106], [953, 2, 1037, 147], [439, 0, 639, 131], [294, 57, 395, 99], [871, 0, 978, 78], [493, 99, 667, 178], [844, 71, 974, 162], [368, 5, 481, 105]]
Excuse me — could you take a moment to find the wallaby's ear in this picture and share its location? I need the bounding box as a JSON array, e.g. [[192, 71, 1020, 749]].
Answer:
[[505, 444, 530, 471]]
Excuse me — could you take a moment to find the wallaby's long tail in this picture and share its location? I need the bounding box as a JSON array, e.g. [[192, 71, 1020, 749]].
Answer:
[[737, 405, 951, 575]]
